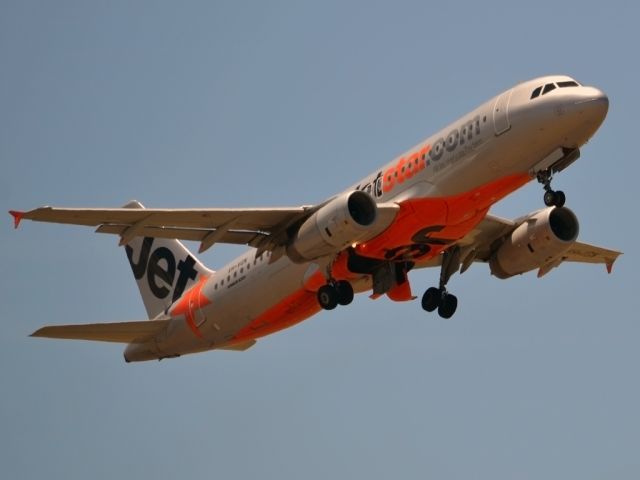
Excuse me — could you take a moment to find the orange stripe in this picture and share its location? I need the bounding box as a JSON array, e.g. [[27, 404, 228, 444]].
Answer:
[[231, 288, 321, 343]]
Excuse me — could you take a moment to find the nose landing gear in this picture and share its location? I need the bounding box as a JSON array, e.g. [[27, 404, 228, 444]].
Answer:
[[538, 170, 566, 208]]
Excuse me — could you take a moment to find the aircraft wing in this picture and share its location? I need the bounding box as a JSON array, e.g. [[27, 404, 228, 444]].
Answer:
[[10, 203, 311, 253], [561, 242, 623, 268], [10, 198, 400, 255], [415, 213, 622, 274]]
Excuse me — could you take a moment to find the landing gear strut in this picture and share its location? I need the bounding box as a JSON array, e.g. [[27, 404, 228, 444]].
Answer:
[[421, 247, 460, 319], [537, 170, 566, 208], [317, 280, 354, 310]]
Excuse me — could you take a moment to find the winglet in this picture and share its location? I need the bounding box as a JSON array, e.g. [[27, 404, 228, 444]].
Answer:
[[606, 259, 615, 274], [9, 210, 25, 229]]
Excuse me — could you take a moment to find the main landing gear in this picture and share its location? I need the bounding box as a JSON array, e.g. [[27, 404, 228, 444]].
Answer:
[[537, 169, 566, 208], [421, 287, 458, 319], [421, 247, 460, 319], [317, 280, 354, 310]]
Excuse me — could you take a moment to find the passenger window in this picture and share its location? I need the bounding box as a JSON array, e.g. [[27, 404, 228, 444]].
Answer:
[[530, 86, 542, 99], [542, 83, 556, 95]]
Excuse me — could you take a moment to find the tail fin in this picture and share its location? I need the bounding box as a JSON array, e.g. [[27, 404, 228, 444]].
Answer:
[[122, 201, 214, 319]]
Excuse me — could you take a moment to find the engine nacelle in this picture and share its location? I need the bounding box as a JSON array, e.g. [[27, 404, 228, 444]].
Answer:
[[489, 207, 579, 279], [287, 190, 378, 263]]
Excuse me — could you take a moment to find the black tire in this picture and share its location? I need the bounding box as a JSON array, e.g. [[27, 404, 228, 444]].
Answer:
[[317, 285, 338, 310], [335, 281, 354, 306], [554, 190, 566, 208], [544, 190, 556, 207], [421, 287, 441, 312], [438, 293, 458, 319]]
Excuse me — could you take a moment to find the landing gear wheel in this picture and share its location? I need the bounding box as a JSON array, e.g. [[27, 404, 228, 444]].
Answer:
[[421, 247, 461, 318], [544, 190, 556, 207], [335, 281, 354, 306], [421, 287, 441, 312], [317, 285, 338, 310], [438, 293, 458, 319], [538, 170, 566, 208], [544, 190, 566, 208]]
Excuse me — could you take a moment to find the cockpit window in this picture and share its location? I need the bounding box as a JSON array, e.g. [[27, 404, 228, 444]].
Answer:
[[531, 80, 580, 100], [530, 86, 542, 99]]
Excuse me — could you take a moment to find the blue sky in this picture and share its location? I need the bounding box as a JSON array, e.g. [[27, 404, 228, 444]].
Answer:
[[1, 1, 638, 479]]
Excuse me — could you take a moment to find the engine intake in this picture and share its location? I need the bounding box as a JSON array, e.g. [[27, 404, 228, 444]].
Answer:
[[287, 190, 378, 262], [490, 207, 579, 279]]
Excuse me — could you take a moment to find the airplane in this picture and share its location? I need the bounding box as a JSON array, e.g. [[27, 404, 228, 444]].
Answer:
[[10, 75, 621, 362]]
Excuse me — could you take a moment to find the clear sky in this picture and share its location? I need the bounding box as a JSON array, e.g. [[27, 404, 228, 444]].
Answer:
[[1, 1, 638, 479]]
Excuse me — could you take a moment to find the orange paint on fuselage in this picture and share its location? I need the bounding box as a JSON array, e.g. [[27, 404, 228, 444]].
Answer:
[[230, 172, 532, 344], [232, 288, 322, 343], [170, 275, 211, 338], [358, 172, 530, 261]]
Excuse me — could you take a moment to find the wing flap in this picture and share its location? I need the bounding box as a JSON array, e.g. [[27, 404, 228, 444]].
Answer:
[[30, 319, 170, 343], [95, 224, 265, 246]]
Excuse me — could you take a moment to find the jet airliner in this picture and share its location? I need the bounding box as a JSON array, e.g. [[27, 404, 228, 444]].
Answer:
[[10, 75, 621, 362]]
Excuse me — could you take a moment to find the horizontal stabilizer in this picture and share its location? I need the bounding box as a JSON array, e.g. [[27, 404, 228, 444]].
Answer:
[[30, 319, 170, 343]]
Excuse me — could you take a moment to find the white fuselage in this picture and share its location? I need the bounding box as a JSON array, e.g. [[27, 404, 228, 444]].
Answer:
[[124, 75, 608, 361]]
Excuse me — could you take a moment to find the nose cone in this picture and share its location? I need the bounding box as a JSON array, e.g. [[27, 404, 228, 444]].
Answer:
[[574, 86, 609, 124], [555, 86, 609, 147]]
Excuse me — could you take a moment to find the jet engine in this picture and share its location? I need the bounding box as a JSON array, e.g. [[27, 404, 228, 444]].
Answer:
[[489, 207, 579, 279], [287, 190, 378, 262]]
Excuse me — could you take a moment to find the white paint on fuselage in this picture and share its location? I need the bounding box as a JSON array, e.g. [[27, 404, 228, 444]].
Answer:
[[153, 75, 608, 358]]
